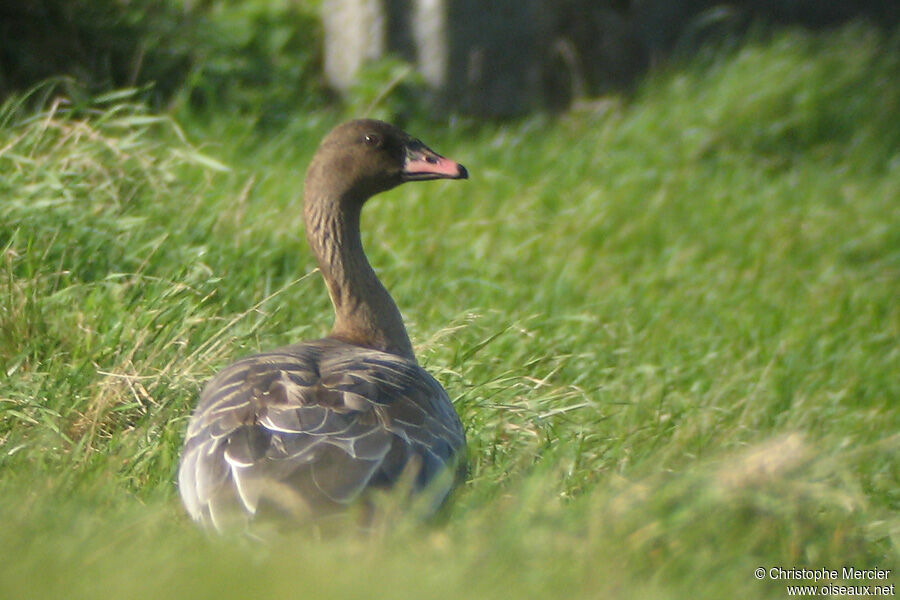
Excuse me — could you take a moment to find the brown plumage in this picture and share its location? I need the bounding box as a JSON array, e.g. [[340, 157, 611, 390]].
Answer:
[[178, 120, 468, 530]]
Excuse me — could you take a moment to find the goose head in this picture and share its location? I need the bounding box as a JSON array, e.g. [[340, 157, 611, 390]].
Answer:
[[305, 119, 468, 202]]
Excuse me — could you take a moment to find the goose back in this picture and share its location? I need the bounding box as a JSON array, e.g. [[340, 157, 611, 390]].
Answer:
[[179, 338, 466, 529]]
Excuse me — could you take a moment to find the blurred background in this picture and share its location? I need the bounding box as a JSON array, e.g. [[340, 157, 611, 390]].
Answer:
[[2, 0, 898, 121]]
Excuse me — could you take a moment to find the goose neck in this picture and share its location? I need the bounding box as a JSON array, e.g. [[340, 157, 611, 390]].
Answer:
[[304, 192, 415, 360]]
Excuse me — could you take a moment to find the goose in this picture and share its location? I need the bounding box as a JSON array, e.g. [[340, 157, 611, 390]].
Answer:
[[178, 119, 469, 530]]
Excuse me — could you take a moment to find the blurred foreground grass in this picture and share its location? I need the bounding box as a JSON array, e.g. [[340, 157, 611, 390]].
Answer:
[[0, 23, 897, 599]]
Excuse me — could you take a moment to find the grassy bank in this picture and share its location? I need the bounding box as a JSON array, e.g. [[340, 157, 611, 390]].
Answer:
[[1, 24, 897, 599]]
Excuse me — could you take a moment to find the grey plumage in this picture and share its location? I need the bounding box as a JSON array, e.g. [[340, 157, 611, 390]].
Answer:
[[179, 339, 465, 529]]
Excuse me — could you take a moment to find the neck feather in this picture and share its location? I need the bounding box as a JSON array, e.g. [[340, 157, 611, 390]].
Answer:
[[304, 191, 415, 360]]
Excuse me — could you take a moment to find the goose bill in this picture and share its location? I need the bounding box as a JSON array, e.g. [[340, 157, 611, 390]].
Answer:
[[402, 145, 468, 181]]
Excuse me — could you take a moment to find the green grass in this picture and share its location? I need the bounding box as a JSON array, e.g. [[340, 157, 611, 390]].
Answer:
[[1, 24, 898, 599]]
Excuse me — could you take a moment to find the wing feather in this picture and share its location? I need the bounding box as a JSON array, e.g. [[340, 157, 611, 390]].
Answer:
[[178, 338, 466, 529]]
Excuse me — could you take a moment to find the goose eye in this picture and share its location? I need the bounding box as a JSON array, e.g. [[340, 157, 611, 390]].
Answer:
[[364, 133, 382, 147]]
